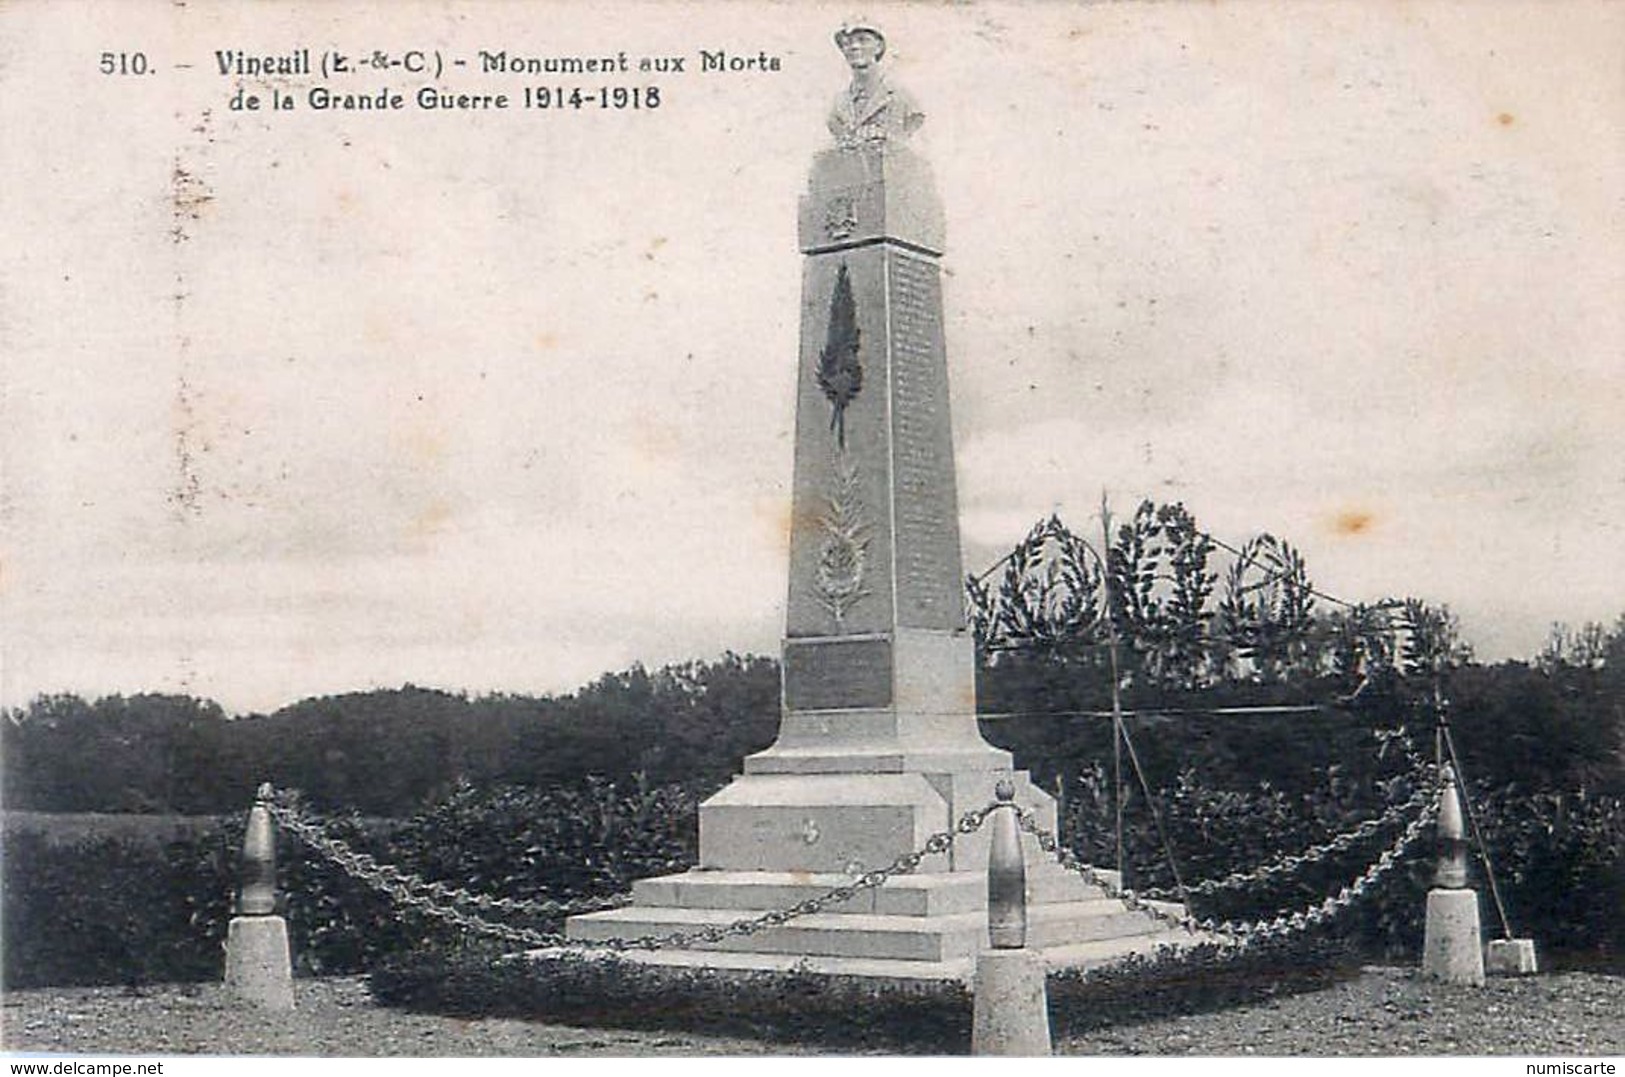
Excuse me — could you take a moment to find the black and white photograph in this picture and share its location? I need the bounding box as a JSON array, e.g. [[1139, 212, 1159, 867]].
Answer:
[[1, 0, 1621, 1065]]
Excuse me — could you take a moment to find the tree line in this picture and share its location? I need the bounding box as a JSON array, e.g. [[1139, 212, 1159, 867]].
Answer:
[[1, 655, 780, 817], [969, 501, 1622, 797], [4, 500, 1621, 815]]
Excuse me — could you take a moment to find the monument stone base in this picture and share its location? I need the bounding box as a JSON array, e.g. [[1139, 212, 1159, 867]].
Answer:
[[565, 768, 1205, 982], [224, 915, 294, 1010], [972, 947, 1053, 1055], [1422, 888, 1486, 986], [1486, 937, 1539, 976]]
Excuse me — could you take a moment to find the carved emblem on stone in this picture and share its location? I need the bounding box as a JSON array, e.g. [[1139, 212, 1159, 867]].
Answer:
[[824, 194, 857, 240], [816, 262, 862, 449], [814, 448, 872, 627], [800, 818, 821, 845]]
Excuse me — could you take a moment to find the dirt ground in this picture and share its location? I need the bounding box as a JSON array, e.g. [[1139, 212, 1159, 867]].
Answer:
[[2, 967, 1620, 1057], [1060, 965, 1623, 1056]]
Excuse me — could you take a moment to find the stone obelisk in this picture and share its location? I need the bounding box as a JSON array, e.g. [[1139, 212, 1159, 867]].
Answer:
[[699, 21, 1042, 877], [567, 27, 1185, 976]]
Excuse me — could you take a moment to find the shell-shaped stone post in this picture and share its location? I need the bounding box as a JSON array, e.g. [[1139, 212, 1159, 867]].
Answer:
[[1434, 764, 1468, 890], [238, 782, 278, 916], [987, 778, 1027, 949]]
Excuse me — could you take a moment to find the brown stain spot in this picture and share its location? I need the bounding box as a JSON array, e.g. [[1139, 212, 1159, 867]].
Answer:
[[402, 422, 447, 465], [628, 414, 683, 462], [533, 331, 559, 351], [363, 312, 395, 345], [1497, 112, 1515, 127], [644, 236, 668, 261], [787, 497, 830, 537], [1331, 509, 1377, 537], [414, 499, 453, 536], [336, 189, 357, 212], [760, 498, 799, 557]]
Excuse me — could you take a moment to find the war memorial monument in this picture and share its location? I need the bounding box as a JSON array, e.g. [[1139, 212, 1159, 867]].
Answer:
[[566, 23, 1190, 980]]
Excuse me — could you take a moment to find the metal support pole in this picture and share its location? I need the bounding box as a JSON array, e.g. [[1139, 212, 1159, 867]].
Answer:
[[1439, 724, 1539, 972], [1100, 494, 1127, 885], [1440, 725, 1515, 939], [1117, 716, 1189, 906]]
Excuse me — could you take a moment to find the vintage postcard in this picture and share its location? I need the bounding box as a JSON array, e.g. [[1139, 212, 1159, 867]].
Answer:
[[2, 0, 1621, 1065]]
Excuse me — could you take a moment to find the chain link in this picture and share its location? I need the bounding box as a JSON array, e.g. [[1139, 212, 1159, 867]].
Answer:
[[267, 789, 998, 953], [1017, 785, 1440, 949], [591, 804, 994, 953], [1141, 777, 1437, 899], [271, 776, 1442, 960], [266, 797, 629, 921]]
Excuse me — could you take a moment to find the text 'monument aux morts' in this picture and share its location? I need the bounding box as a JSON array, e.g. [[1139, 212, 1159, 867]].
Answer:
[[213, 46, 782, 113]]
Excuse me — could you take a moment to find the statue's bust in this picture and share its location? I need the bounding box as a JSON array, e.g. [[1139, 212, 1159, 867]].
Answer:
[[827, 22, 924, 150]]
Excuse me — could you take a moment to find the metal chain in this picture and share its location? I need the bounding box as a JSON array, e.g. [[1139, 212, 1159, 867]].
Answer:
[[269, 790, 998, 953], [1141, 777, 1438, 899], [266, 797, 631, 921], [273, 775, 1437, 958], [1018, 789, 1440, 948], [592, 806, 995, 953]]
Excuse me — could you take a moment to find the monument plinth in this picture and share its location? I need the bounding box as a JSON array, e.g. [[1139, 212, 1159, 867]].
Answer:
[[701, 134, 1028, 879], [565, 25, 1193, 979]]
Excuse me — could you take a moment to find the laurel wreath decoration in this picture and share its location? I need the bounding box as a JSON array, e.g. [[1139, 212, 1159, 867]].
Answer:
[[814, 448, 872, 627], [816, 262, 863, 450]]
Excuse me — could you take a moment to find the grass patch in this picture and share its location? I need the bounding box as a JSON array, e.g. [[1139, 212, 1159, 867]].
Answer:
[[370, 946, 973, 1053], [1047, 935, 1363, 1036], [369, 934, 1363, 1051]]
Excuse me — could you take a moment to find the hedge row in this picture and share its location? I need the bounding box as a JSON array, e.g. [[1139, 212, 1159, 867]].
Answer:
[[2, 777, 701, 989], [4, 772, 1619, 989], [1062, 766, 1625, 964]]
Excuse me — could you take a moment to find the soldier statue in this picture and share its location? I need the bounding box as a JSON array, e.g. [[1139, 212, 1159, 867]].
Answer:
[[827, 22, 925, 149]]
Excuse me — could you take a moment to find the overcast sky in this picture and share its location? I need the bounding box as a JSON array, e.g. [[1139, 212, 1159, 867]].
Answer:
[[3, 1, 1621, 714]]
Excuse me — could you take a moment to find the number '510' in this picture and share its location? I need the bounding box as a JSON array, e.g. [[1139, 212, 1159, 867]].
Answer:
[[100, 52, 151, 75]]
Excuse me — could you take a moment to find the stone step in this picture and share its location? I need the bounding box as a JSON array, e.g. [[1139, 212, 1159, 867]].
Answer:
[[1026, 900, 1170, 948], [527, 928, 1198, 986], [567, 893, 1170, 964], [1035, 930, 1195, 972], [630, 866, 1122, 918], [1031, 862, 1125, 902], [526, 944, 977, 984], [568, 906, 988, 962]]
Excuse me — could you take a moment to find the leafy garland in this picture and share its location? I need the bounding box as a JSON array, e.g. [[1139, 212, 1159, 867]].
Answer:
[[814, 448, 872, 627]]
